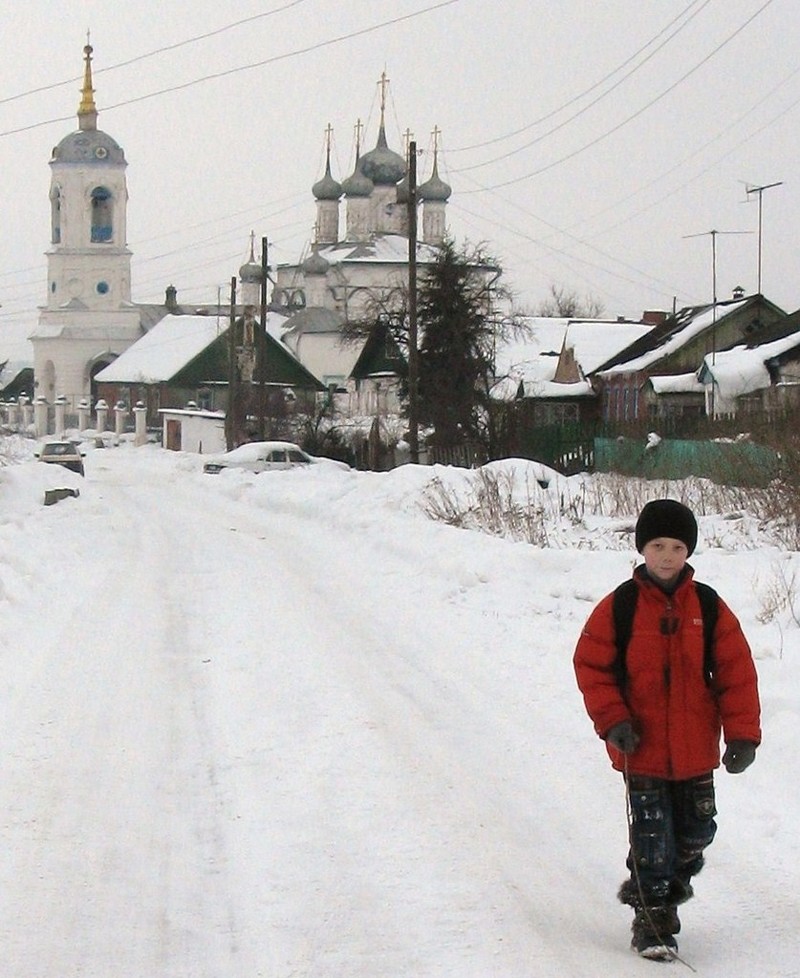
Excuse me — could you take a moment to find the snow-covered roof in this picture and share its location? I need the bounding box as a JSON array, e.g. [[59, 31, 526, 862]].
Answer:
[[95, 315, 224, 383], [95, 312, 287, 384], [699, 330, 800, 406], [601, 300, 749, 375], [522, 379, 594, 399], [648, 373, 704, 394], [301, 234, 442, 268], [494, 317, 655, 381]]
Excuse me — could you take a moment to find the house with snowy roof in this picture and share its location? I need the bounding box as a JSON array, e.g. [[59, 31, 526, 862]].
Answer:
[[697, 316, 800, 418], [490, 316, 657, 426], [594, 293, 790, 423], [94, 311, 324, 436]]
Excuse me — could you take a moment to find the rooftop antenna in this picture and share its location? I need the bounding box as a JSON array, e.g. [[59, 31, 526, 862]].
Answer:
[[745, 181, 783, 294], [684, 227, 752, 416]]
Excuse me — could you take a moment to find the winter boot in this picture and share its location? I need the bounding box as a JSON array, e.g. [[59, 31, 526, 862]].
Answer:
[[631, 906, 680, 961]]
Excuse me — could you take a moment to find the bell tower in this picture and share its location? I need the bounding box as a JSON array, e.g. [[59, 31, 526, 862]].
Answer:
[[33, 39, 142, 410]]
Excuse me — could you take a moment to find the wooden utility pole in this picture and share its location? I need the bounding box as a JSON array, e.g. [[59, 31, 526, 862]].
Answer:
[[407, 140, 419, 463], [226, 276, 237, 450], [258, 236, 269, 440]]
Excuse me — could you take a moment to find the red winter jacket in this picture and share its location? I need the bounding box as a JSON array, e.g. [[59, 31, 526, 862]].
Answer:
[[574, 565, 761, 780]]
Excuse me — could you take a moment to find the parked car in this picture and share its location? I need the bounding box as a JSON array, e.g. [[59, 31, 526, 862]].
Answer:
[[203, 440, 348, 474], [35, 440, 86, 476]]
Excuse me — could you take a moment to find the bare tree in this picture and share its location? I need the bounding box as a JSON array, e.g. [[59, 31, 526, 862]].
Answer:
[[534, 283, 606, 319]]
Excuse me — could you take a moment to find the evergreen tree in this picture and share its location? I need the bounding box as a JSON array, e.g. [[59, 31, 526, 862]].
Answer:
[[416, 239, 510, 450]]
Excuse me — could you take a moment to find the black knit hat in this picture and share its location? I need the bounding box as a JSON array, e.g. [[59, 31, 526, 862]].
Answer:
[[635, 499, 698, 556]]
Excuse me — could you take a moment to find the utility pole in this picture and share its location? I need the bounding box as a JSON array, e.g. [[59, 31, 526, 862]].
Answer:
[[407, 139, 419, 463], [684, 228, 751, 418], [258, 236, 269, 440], [746, 181, 782, 295], [226, 276, 237, 450]]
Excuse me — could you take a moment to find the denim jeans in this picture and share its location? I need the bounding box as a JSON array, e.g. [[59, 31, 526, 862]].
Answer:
[[624, 773, 717, 904]]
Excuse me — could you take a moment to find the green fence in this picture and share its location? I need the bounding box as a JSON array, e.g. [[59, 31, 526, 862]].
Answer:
[[594, 436, 780, 487]]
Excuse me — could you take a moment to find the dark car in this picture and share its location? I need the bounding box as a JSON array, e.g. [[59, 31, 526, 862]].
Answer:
[[35, 440, 86, 476]]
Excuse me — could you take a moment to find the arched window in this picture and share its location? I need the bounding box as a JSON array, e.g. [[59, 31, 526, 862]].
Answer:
[[90, 186, 113, 242], [50, 187, 62, 243]]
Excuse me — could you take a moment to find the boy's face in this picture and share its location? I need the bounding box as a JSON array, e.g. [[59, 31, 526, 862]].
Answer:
[[642, 537, 689, 586]]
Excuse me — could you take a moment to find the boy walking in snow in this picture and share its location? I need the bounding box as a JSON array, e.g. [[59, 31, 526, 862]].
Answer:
[[573, 499, 761, 960]]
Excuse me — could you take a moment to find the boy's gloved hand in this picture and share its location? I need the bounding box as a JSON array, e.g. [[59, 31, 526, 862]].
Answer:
[[722, 740, 757, 774], [605, 720, 640, 754]]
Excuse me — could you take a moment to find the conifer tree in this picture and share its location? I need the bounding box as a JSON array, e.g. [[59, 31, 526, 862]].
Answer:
[[415, 238, 510, 451]]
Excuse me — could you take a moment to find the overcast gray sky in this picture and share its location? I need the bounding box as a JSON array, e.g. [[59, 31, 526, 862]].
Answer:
[[1, 0, 797, 355]]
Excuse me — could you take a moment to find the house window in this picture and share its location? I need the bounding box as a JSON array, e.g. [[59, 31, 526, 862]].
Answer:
[[90, 186, 113, 242], [622, 388, 630, 421]]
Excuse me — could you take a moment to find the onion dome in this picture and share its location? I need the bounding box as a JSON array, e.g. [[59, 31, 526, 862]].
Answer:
[[312, 148, 342, 201], [302, 249, 330, 276], [341, 158, 374, 198], [360, 125, 406, 186], [239, 234, 263, 283], [419, 155, 451, 202]]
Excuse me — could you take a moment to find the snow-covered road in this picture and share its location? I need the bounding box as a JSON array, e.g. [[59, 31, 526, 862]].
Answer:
[[1, 444, 797, 977]]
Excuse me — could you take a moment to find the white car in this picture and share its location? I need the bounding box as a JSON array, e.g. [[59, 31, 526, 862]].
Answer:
[[203, 440, 347, 474]]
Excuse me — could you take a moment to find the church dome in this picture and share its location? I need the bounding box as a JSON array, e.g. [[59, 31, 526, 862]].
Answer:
[[419, 160, 451, 202], [341, 158, 374, 198], [302, 250, 330, 276], [312, 168, 342, 201], [51, 129, 125, 165], [360, 126, 406, 186], [239, 257, 263, 283]]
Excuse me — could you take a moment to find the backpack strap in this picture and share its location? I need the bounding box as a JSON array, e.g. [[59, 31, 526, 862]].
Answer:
[[611, 579, 638, 690], [694, 581, 719, 684]]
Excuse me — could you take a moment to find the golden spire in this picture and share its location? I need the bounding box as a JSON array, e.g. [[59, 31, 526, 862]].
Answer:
[[78, 31, 98, 131]]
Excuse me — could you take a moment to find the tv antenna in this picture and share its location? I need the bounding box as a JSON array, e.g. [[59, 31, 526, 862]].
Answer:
[[684, 228, 752, 416], [744, 181, 783, 294]]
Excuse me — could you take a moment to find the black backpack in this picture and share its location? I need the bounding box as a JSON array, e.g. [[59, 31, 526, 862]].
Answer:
[[611, 578, 719, 689]]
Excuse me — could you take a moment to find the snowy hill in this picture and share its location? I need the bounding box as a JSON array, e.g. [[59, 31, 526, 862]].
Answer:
[[0, 439, 796, 977]]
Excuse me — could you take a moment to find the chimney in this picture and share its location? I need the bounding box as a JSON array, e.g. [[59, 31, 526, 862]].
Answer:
[[732, 285, 745, 300], [165, 284, 178, 312]]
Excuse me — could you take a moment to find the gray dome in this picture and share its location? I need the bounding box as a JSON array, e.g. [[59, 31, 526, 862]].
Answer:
[[312, 167, 342, 201], [302, 250, 330, 276], [360, 126, 405, 185], [419, 160, 451, 202], [341, 158, 374, 198], [239, 259, 263, 283], [51, 129, 125, 165]]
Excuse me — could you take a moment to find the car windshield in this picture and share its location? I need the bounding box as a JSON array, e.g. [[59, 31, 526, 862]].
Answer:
[[42, 443, 77, 457]]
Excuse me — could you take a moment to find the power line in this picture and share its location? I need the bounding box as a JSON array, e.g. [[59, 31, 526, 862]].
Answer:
[[447, 0, 708, 154], [451, 0, 713, 171], [0, 0, 463, 139], [458, 0, 777, 194], [0, 0, 312, 107]]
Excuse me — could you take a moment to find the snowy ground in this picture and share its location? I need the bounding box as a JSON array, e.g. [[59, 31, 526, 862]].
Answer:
[[1, 438, 797, 978]]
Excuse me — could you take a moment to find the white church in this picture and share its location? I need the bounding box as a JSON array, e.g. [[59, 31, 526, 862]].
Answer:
[[28, 47, 455, 427]]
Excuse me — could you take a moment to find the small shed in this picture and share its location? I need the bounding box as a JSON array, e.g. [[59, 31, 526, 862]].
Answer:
[[160, 407, 226, 454]]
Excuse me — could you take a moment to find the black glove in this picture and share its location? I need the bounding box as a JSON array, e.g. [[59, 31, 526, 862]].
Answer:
[[605, 720, 640, 755], [722, 740, 757, 774]]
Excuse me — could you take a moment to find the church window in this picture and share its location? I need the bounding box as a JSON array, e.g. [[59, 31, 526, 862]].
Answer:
[[50, 187, 61, 244], [90, 186, 113, 242], [96, 281, 109, 294]]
